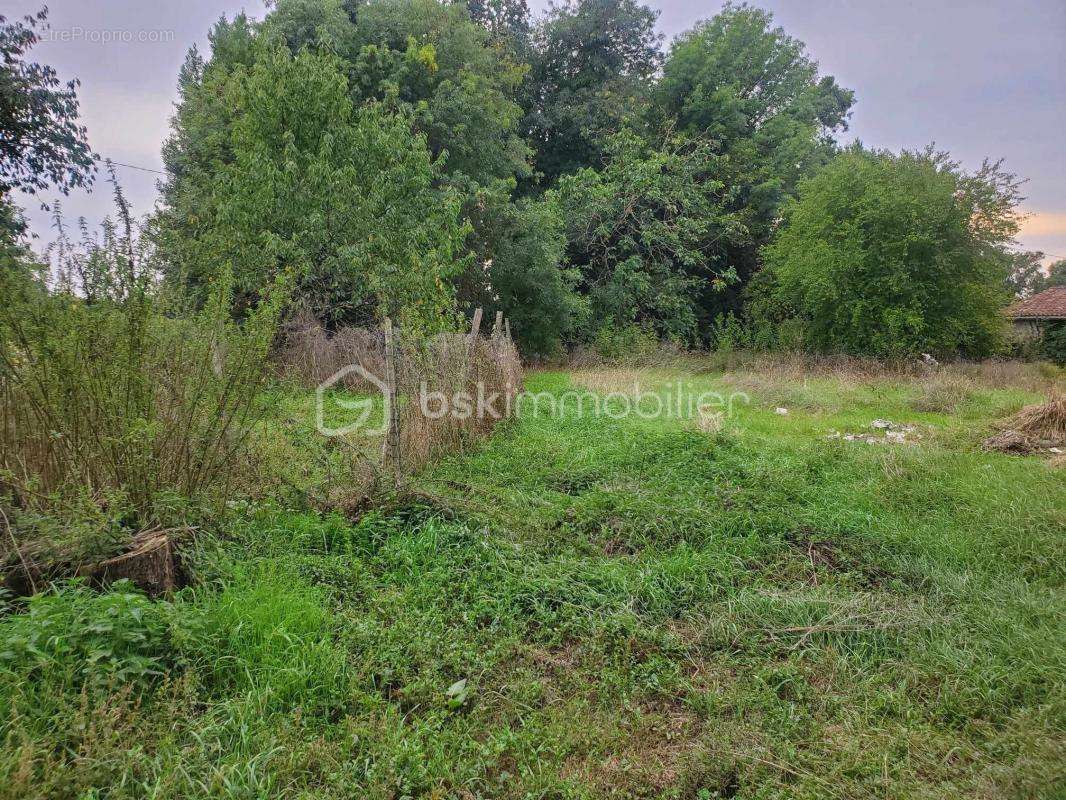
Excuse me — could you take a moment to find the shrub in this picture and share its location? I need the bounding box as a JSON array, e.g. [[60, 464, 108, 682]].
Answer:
[[0, 580, 174, 693], [0, 174, 288, 567], [763, 146, 1019, 358], [592, 323, 660, 363], [1043, 322, 1066, 366]]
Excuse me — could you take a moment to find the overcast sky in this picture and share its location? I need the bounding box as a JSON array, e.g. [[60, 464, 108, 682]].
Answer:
[[8, 0, 1066, 264]]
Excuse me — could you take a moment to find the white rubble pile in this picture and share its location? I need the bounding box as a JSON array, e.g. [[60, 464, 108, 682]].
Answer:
[[828, 419, 920, 445]]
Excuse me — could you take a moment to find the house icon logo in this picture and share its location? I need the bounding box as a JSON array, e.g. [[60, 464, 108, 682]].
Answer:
[[315, 364, 390, 437]]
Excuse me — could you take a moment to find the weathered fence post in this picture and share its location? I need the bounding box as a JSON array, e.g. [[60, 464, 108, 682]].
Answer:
[[467, 307, 483, 350], [381, 317, 402, 482]]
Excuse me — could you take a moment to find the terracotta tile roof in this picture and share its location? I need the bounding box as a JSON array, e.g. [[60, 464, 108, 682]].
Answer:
[[1007, 287, 1066, 319]]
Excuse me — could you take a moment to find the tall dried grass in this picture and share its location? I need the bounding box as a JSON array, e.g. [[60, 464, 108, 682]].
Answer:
[[275, 313, 523, 476], [1, 179, 287, 573]]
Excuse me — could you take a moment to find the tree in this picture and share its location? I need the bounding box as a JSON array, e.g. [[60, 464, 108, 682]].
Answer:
[[462, 194, 582, 356], [259, 0, 530, 198], [1003, 250, 1047, 298], [465, 0, 532, 47], [158, 0, 545, 333], [763, 147, 1020, 358], [550, 130, 744, 342], [1045, 259, 1066, 289], [0, 8, 95, 199], [655, 2, 853, 320], [520, 0, 662, 191], [160, 46, 469, 331]]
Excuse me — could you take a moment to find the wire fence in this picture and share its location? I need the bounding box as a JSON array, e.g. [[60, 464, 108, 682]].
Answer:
[[276, 309, 523, 479]]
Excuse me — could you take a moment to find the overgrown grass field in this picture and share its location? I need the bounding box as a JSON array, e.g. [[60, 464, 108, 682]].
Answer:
[[2, 364, 1063, 798]]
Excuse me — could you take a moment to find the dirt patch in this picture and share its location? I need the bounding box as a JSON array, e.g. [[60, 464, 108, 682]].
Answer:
[[552, 474, 598, 495], [562, 702, 713, 798], [603, 536, 640, 556]]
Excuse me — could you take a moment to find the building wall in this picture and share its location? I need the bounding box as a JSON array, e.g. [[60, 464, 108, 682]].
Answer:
[[1011, 319, 1046, 341]]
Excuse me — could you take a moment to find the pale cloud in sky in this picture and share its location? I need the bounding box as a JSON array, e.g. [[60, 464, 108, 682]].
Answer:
[[6, 0, 1065, 264], [1018, 211, 1066, 264], [1019, 211, 1066, 238]]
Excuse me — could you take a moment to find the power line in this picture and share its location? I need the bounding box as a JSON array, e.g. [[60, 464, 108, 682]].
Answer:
[[107, 159, 165, 175]]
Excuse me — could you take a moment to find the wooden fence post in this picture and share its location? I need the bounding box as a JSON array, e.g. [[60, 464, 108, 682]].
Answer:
[[381, 317, 401, 482], [467, 307, 483, 350], [464, 307, 483, 388]]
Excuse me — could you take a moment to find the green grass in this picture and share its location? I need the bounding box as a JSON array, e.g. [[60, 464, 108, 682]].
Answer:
[[1, 366, 1063, 798]]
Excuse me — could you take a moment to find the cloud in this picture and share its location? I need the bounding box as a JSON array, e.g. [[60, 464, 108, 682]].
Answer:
[[1019, 211, 1066, 237]]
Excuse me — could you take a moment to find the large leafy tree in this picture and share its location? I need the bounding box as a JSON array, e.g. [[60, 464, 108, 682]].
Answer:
[[1, 7, 95, 259], [550, 130, 743, 342], [520, 0, 662, 192], [656, 2, 853, 319], [1047, 260, 1066, 288], [261, 0, 530, 199], [158, 0, 540, 332], [160, 45, 468, 331], [462, 194, 582, 356], [763, 147, 1019, 358]]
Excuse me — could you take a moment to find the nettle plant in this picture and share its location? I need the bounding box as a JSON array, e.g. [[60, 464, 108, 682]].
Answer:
[[0, 580, 173, 691]]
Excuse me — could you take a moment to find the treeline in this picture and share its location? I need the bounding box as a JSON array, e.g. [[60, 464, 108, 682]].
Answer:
[[3, 1, 1053, 360], [155, 0, 861, 355]]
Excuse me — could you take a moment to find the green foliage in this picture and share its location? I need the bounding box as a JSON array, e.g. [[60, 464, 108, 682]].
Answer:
[[465, 0, 532, 46], [1043, 258, 1066, 290], [591, 321, 659, 361], [0, 172, 287, 529], [1043, 321, 1066, 366], [161, 45, 467, 331], [763, 147, 1019, 358], [181, 560, 349, 714], [1003, 249, 1047, 298], [0, 580, 173, 693], [551, 130, 743, 342], [159, 1, 535, 331], [346, 0, 530, 196], [464, 194, 583, 356], [520, 0, 662, 191], [0, 7, 95, 197], [655, 2, 853, 320]]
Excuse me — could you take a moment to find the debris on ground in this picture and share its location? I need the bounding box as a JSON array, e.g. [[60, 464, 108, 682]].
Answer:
[[983, 395, 1066, 455], [829, 419, 920, 445], [775, 407, 789, 415]]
